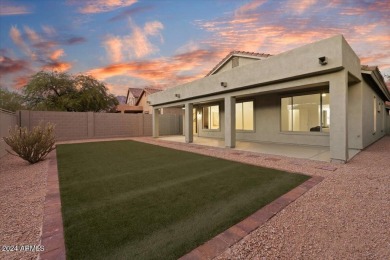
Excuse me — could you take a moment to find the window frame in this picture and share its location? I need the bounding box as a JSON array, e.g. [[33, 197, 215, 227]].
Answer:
[[280, 91, 329, 134], [202, 104, 221, 131], [235, 99, 255, 132]]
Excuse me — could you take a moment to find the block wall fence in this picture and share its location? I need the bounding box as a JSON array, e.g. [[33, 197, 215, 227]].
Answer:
[[15, 110, 182, 141], [0, 109, 17, 158]]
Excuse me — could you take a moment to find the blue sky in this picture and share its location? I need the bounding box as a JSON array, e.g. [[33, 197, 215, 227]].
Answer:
[[1, 0, 389, 96]]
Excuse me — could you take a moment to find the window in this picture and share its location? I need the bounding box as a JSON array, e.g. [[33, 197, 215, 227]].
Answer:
[[281, 92, 330, 132], [203, 105, 219, 129], [236, 101, 254, 130]]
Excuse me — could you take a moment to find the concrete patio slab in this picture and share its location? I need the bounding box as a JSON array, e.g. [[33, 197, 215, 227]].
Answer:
[[158, 135, 362, 162]]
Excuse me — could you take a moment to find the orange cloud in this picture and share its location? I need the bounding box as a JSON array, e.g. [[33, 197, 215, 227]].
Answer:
[[354, 24, 377, 35], [9, 26, 33, 57], [13, 76, 29, 89], [24, 26, 41, 43], [0, 56, 29, 76], [104, 36, 123, 63], [42, 61, 72, 72], [0, 2, 31, 15], [103, 20, 164, 61], [235, 0, 266, 16], [285, 0, 317, 14], [88, 49, 219, 88], [340, 7, 365, 15], [75, 0, 137, 14], [50, 49, 65, 61]]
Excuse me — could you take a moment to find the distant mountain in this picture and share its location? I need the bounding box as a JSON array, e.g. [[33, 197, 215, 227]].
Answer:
[[116, 95, 127, 104]]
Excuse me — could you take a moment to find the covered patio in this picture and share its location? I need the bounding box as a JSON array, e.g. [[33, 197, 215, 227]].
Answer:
[[149, 36, 390, 163], [157, 135, 360, 162]]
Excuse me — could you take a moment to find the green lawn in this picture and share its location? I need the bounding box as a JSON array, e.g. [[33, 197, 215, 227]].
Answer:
[[56, 140, 309, 260]]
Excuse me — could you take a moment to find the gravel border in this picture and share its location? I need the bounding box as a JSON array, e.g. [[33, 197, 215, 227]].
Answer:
[[0, 153, 50, 260]]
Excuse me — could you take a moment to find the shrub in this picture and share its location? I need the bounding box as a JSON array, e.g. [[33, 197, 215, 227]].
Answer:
[[4, 122, 56, 164]]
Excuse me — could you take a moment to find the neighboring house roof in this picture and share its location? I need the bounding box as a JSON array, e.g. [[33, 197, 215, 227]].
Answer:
[[116, 95, 127, 104], [136, 88, 162, 106], [126, 88, 144, 102], [361, 65, 390, 102], [206, 51, 272, 77], [144, 88, 162, 95]]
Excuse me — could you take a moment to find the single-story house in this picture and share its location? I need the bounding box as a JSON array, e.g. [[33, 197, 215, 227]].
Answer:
[[148, 35, 390, 163]]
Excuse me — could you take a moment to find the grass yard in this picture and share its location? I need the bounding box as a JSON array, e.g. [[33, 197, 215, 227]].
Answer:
[[56, 140, 309, 260]]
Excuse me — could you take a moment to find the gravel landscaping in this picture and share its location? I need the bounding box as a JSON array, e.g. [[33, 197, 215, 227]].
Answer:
[[0, 136, 389, 259], [0, 153, 50, 260]]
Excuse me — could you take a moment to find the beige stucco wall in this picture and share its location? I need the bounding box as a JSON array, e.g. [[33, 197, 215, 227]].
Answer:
[[215, 59, 233, 74], [150, 35, 382, 162], [215, 56, 263, 75], [347, 81, 363, 149], [149, 35, 353, 106], [195, 93, 331, 146], [137, 93, 152, 114], [361, 80, 387, 147]]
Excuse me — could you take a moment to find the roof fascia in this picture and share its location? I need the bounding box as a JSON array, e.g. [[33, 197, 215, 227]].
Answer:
[[362, 69, 390, 101], [135, 90, 146, 106]]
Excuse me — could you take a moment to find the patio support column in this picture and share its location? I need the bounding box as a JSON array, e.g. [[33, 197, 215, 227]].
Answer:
[[152, 108, 160, 138], [330, 70, 348, 163], [224, 96, 236, 148], [184, 103, 193, 143]]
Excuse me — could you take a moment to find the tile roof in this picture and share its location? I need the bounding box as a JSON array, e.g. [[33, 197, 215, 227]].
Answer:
[[206, 51, 272, 77], [361, 65, 378, 71], [361, 64, 388, 86], [144, 88, 162, 94], [127, 88, 143, 98], [361, 64, 390, 101]]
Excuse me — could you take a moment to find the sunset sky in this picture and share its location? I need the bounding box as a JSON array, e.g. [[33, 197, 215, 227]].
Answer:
[[1, 0, 389, 96]]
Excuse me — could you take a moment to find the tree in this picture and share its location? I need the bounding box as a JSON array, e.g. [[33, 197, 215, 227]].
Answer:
[[0, 88, 25, 111], [74, 75, 118, 112], [23, 71, 118, 112]]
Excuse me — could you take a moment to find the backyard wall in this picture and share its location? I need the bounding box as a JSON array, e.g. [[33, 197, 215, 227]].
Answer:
[[18, 110, 182, 141], [0, 109, 17, 158]]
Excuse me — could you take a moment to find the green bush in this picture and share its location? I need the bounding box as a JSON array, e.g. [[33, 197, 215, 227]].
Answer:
[[4, 122, 56, 164]]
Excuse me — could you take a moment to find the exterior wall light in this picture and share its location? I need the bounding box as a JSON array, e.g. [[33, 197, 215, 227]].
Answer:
[[221, 82, 228, 87], [175, 94, 181, 98], [319, 56, 328, 65]]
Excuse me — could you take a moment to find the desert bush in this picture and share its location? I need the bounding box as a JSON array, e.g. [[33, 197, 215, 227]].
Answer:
[[4, 122, 56, 164]]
